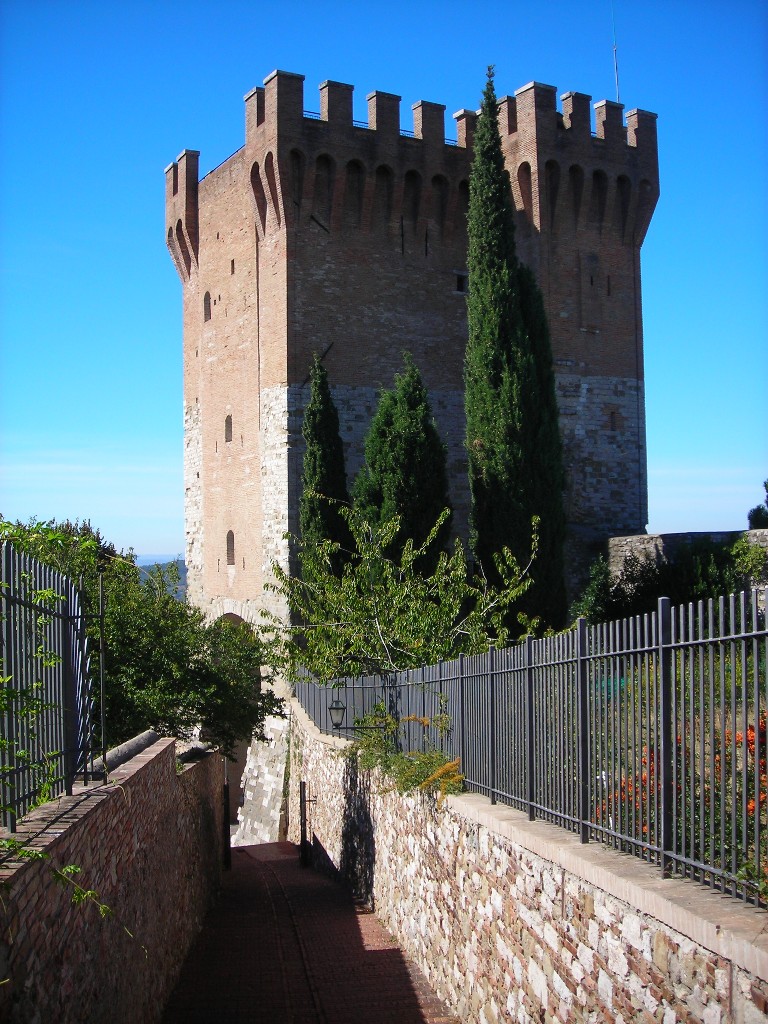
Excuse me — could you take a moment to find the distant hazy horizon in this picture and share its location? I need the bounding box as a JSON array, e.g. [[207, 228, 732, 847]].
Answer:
[[136, 553, 184, 567]]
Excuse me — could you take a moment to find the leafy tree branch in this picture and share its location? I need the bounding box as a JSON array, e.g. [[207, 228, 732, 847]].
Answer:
[[262, 503, 537, 684]]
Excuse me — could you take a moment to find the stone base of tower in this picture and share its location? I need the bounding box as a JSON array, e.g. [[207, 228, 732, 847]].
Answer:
[[233, 712, 290, 846]]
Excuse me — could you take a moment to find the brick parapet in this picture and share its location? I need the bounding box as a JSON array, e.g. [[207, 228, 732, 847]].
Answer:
[[0, 739, 225, 1024], [288, 698, 768, 1023]]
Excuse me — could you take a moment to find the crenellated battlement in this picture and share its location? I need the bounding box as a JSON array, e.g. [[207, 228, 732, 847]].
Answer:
[[236, 70, 658, 165], [498, 81, 658, 172], [165, 69, 659, 273], [243, 70, 460, 150]]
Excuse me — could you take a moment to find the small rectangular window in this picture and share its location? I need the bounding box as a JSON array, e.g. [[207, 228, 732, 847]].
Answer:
[[455, 272, 469, 294], [231, 259, 235, 275]]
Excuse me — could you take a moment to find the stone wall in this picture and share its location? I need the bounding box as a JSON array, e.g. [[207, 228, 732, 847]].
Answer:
[[233, 712, 290, 846], [0, 739, 225, 1024], [288, 699, 768, 1024], [607, 529, 768, 576]]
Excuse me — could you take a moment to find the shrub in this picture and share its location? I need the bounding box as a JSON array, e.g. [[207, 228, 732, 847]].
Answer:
[[572, 536, 767, 624]]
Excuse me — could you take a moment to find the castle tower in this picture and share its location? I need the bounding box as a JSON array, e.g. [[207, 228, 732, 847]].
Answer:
[[165, 71, 659, 622]]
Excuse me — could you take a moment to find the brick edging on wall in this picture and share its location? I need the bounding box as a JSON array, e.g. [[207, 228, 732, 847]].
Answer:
[[1, 738, 225, 1024]]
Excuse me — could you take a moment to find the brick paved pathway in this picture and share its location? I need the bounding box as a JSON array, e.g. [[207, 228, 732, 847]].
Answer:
[[162, 842, 460, 1023]]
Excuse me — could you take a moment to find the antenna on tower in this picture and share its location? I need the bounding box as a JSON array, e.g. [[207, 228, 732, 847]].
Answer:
[[611, 0, 621, 104]]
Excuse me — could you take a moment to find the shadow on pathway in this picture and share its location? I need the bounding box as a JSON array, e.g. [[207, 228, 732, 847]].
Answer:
[[162, 842, 459, 1024]]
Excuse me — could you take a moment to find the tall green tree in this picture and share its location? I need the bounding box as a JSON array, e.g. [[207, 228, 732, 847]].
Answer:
[[464, 67, 567, 628], [299, 354, 351, 568], [353, 353, 451, 571]]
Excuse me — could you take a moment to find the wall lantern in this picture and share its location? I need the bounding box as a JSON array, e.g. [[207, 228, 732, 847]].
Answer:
[[327, 695, 386, 733], [328, 697, 347, 730]]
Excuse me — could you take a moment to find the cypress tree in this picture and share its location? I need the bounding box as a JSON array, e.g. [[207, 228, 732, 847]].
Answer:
[[464, 67, 567, 627], [299, 354, 350, 567], [353, 353, 452, 571]]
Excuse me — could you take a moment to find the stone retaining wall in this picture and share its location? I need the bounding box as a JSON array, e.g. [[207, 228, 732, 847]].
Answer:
[[0, 738, 225, 1024], [288, 699, 768, 1024], [607, 529, 768, 577]]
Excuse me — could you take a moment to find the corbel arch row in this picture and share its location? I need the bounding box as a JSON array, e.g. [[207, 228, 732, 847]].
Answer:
[[279, 148, 470, 241], [166, 218, 194, 281], [510, 159, 656, 242]]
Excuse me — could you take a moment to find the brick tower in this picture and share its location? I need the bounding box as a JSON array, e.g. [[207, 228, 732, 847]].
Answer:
[[165, 71, 659, 623]]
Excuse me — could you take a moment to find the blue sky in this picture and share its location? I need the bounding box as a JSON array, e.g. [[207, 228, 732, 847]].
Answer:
[[0, 0, 766, 558]]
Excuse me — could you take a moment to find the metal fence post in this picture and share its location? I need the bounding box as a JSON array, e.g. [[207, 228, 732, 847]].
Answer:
[[525, 636, 534, 821], [299, 780, 310, 866], [658, 596, 674, 876], [1, 544, 17, 831], [437, 659, 444, 751], [62, 581, 79, 797], [223, 764, 232, 871], [98, 573, 107, 766], [421, 663, 426, 727], [459, 653, 466, 777], [489, 645, 496, 805], [576, 617, 590, 843]]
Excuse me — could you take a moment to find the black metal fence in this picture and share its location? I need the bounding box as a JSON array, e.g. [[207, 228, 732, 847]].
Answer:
[[295, 589, 768, 903], [1, 542, 98, 831]]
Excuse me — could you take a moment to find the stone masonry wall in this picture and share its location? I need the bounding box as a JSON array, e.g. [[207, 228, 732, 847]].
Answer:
[[608, 529, 768, 576], [288, 699, 768, 1024], [193, 365, 648, 624], [0, 739, 225, 1024], [298, 383, 470, 558], [559, 374, 647, 537], [233, 712, 290, 846]]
